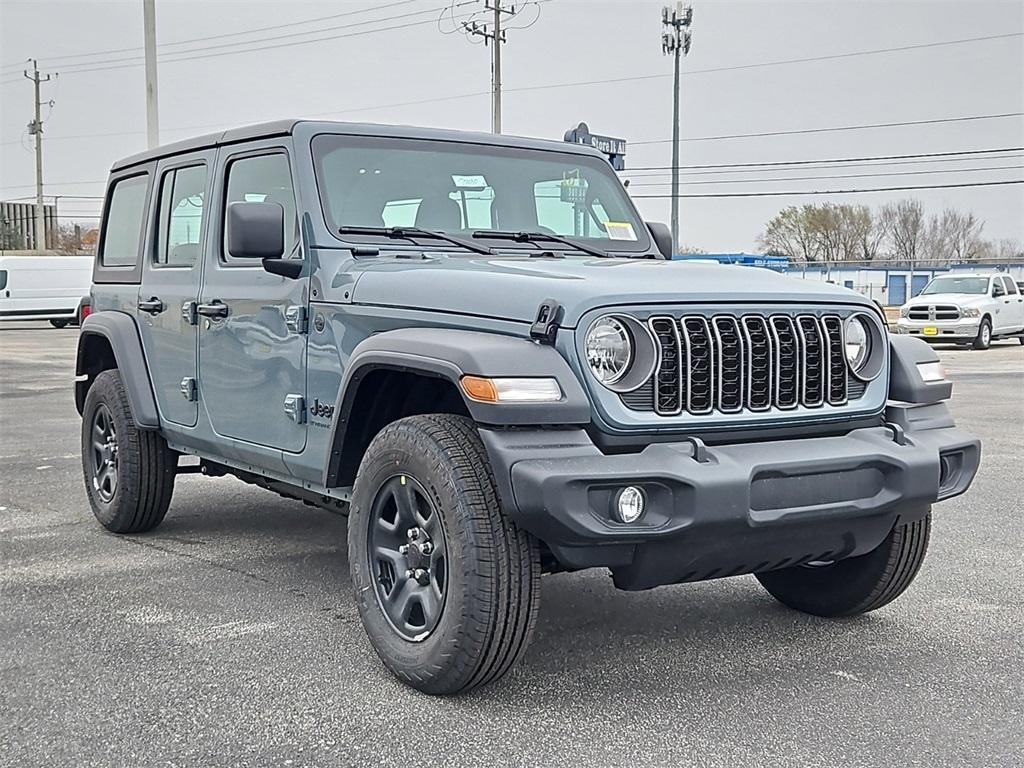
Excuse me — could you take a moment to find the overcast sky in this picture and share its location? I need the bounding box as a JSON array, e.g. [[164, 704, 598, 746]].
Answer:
[[1, 0, 1021, 251]]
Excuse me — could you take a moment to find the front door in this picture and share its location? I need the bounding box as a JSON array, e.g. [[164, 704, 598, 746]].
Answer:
[[136, 154, 213, 427], [197, 144, 308, 452]]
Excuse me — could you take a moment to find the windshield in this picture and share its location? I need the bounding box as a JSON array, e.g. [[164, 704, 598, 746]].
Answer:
[[920, 277, 989, 295], [312, 135, 649, 253]]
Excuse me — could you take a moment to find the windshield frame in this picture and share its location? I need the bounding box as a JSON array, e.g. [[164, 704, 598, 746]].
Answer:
[[919, 276, 990, 296], [310, 133, 653, 255]]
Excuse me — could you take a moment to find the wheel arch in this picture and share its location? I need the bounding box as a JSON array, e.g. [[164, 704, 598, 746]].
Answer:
[[323, 328, 590, 488], [75, 311, 161, 429]]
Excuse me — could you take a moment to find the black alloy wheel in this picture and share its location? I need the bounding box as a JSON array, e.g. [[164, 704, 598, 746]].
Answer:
[[89, 403, 119, 502], [366, 474, 448, 642]]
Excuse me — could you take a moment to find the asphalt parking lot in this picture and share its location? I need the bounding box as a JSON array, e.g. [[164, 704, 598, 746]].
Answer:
[[1, 323, 1021, 768]]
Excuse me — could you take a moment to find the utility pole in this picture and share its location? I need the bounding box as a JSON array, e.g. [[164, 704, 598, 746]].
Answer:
[[143, 0, 160, 148], [462, 2, 515, 133], [661, 3, 692, 256], [24, 60, 53, 252]]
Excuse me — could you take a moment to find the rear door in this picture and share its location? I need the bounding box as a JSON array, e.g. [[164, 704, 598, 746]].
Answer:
[[135, 152, 213, 427], [197, 142, 308, 452], [1000, 276, 1024, 331]]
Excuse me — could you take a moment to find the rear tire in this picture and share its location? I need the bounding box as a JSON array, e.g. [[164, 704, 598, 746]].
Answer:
[[50, 319, 69, 329], [755, 512, 931, 617], [348, 414, 541, 695], [972, 317, 992, 350], [81, 370, 176, 533]]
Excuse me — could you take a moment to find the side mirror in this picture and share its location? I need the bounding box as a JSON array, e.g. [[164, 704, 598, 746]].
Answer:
[[646, 221, 673, 259], [227, 201, 285, 260]]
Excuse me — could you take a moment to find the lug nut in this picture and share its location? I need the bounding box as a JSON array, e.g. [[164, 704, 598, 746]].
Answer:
[[420, 542, 433, 555], [398, 544, 409, 555], [413, 568, 428, 584], [405, 569, 415, 579], [407, 529, 419, 541]]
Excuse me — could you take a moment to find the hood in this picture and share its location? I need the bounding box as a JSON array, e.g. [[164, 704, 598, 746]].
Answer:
[[337, 253, 872, 327], [903, 293, 988, 307]]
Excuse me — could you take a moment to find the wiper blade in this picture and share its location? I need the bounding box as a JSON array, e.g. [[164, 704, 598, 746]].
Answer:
[[471, 229, 612, 258], [338, 225, 493, 255]]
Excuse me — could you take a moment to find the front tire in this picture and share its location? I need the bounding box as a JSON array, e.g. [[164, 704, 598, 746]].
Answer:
[[81, 370, 176, 533], [973, 317, 992, 350], [348, 414, 541, 695], [755, 513, 931, 617]]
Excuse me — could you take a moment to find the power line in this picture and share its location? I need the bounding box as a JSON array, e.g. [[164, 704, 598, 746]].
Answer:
[[0, 4, 477, 81], [0, 0, 419, 71], [623, 146, 1024, 172], [625, 164, 1024, 187], [628, 179, 1024, 198], [497, 32, 1024, 96], [630, 112, 1024, 145]]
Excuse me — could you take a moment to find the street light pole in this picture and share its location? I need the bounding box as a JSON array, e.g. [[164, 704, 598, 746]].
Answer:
[[661, 3, 692, 256]]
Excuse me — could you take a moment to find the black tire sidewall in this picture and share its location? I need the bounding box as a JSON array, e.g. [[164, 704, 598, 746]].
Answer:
[[974, 318, 992, 349], [348, 421, 486, 688]]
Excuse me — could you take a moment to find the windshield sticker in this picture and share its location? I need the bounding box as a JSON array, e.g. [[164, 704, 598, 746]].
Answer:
[[605, 221, 637, 241], [451, 174, 488, 189]]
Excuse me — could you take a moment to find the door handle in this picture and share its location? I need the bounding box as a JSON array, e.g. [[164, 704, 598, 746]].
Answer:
[[138, 297, 165, 314], [196, 300, 229, 319]]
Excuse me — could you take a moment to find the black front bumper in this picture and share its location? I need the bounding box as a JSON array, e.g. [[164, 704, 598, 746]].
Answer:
[[480, 403, 980, 590]]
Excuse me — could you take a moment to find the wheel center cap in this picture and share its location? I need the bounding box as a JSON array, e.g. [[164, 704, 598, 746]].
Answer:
[[402, 527, 432, 571]]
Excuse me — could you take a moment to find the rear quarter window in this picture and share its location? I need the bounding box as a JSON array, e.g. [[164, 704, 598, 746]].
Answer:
[[100, 174, 149, 268]]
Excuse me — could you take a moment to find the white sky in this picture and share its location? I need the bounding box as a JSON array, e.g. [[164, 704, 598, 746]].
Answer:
[[1, 0, 1022, 251]]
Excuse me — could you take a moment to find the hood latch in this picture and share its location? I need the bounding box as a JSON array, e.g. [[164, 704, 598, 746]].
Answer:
[[530, 298, 563, 344]]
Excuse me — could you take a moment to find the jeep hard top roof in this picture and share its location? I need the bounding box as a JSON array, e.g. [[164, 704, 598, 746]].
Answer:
[[110, 119, 606, 173]]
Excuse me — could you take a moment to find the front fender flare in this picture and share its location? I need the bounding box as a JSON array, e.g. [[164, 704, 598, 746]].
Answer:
[[75, 311, 161, 429], [323, 328, 591, 486]]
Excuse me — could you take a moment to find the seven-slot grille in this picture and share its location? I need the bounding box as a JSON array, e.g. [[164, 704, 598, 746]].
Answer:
[[641, 313, 849, 416]]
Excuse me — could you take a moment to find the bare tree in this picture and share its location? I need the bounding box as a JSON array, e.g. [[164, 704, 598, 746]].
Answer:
[[879, 199, 925, 267]]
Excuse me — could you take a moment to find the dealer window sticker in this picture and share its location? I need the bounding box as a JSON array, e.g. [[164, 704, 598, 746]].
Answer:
[[605, 221, 637, 241]]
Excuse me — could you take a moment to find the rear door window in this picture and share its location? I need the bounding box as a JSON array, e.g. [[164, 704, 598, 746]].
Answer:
[[0, 269, 7, 290], [1001, 276, 1017, 295], [156, 165, 206, 267], [100, 174, 149, 268]]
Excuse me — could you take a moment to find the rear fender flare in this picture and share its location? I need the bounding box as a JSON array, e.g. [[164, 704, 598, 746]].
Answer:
[[75, 311, 160, 429]]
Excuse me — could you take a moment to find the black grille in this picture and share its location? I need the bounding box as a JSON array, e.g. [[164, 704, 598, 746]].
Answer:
[[821, 316, 847, 405], [908, 304, 960, 321], [682, 317, 714, 414], [627, 312, 858, 416], [650, 317, 683, 415]]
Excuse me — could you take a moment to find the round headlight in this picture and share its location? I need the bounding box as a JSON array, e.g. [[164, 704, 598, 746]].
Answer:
[[585, 316, 633, 385], [843, 315, 871, 372]]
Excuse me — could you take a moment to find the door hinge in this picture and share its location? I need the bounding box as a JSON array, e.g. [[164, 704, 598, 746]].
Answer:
[[181, 300, 198, 325], [283, 394, 306, 424], [530, 298, 563, 344], [285, 305, 308, 334], [179, 377, 197, 402]]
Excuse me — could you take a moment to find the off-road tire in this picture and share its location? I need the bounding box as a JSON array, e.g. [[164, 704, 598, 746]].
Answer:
[[81, 369, 176, 533], [755, 512, 931, 617], [50, 319, 69, 329], [348, 414, 541, 695], [972, 317, 992, 350]]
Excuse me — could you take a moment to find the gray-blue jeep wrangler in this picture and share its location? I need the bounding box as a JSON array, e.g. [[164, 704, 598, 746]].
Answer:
[[76, 120, 980, 694]]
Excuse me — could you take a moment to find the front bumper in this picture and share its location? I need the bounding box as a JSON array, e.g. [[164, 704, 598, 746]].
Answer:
[[896, 317, 980, 340], [480, 402, 980, 590]]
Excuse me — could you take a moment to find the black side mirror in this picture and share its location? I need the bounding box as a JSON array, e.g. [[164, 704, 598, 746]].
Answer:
[[646, 221, 673, 259], [227, 201, 285, 260]]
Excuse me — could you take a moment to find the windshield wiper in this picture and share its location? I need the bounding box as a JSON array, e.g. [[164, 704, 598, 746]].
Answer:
[[471, 229, 612, 259], [338, 225, 493, 255]]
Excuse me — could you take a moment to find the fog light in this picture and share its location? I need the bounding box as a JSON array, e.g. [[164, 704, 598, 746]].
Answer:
[[614, 486, 645, 523]]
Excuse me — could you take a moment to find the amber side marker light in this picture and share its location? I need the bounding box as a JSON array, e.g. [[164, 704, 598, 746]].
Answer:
[[460, 376, 562, 403]]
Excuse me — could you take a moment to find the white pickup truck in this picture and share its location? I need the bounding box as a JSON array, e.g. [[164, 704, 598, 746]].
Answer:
[[896, 273, 1024, 349]]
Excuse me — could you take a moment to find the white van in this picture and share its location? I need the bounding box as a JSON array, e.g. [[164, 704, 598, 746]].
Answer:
[[0, 254, 93, 328]]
